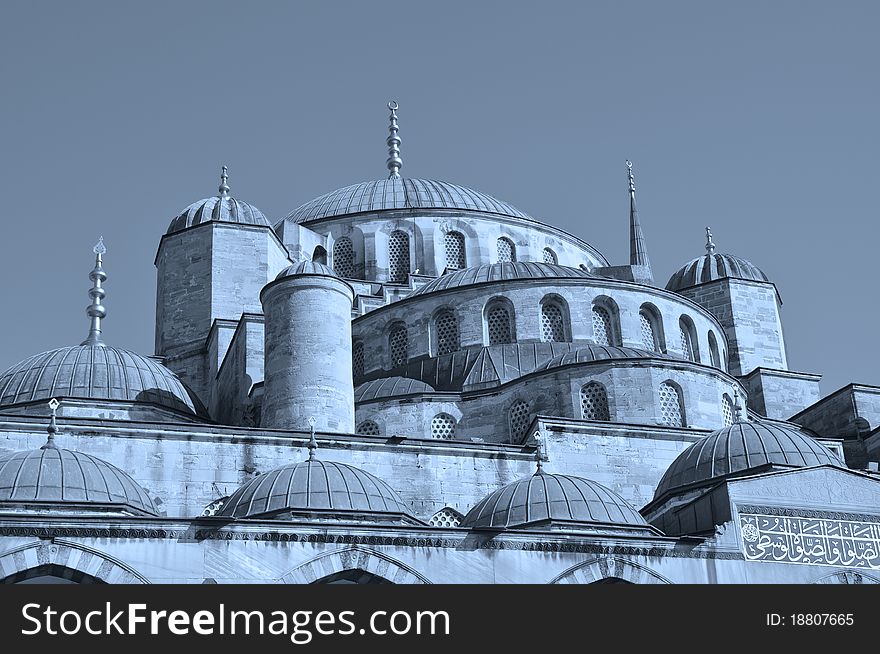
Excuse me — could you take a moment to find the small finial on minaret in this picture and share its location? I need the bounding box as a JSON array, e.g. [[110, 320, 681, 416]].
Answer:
[[386, 101, 402, 179], [218, 165, 230, 197], [627, 159, 636, 195], [733, 390, 745, 423], [81, 237, 107, 346], [705, 226, 716, 255], [42, 398, 60, 450], [306, 416, 318, 461]]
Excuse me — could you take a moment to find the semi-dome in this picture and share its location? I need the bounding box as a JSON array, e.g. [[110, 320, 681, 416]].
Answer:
[[167, 168, 271, 234], [0, 446, 157, 515], [218, 458, 413, 520], [411, 262, 596, 297], [281, 177, 533, 226], [461, 471, 651, 530], [666, 229, 769, 292], [355, 376, 435, 402], [654, 421, 843, 500], [532, 345, 679, 372], [0, 345, 206, 417], [275, 260, 339, 280]]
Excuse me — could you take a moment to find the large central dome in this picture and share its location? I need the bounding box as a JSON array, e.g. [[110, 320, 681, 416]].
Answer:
[[280, 177, 533, 225]]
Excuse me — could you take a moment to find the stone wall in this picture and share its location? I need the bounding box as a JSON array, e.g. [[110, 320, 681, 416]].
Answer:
[[740, 368, 822, 420]]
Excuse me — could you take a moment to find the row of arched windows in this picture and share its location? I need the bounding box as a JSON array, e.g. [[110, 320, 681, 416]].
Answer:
[[357, 413, 458, 440]]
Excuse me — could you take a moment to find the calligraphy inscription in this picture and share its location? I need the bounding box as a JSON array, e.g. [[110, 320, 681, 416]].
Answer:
[[740, 512, 880, 569]]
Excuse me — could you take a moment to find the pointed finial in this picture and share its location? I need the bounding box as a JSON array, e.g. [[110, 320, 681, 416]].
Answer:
[[218, 165, 230, 197], [306, 416, 318, 460], [42, 398, 60, 450], [705, 226, 716, 255], [533, 431, 548, 474], [626, 160, 652, 274], [81, 237, 107, 346], [386, 101, 402, 179], [733, 390, 745, 423], [626, 159, 636, 195]]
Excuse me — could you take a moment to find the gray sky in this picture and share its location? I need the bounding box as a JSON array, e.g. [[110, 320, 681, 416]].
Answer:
[[1, 1, 877, 394]]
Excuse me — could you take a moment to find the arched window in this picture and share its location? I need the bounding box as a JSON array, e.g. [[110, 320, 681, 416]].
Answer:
[[389, 323, 408, 367], [429, 507, 464, 527], [356, 420, 380, 436], [540, 297, 569, 343], [430, 413, 456, 439], [679, 317, 699, 362], [721, 394, 734, 427], [508, 400, 531, 442], [486, 298, 515, 345], [580, 382, 610, 421], [592, 305, 614, 346], [708, 331, 721, 368], [353, 340, 365, 378], [444, 231, 466, 270], [542, 247, 558, 264], [659, 382, 685, 427], [333, 237, 354, 278], [388, 230, 410, 283], [639, 305, 662, 352], [435, 310, 460, 355], [497, 237, 516, 263]]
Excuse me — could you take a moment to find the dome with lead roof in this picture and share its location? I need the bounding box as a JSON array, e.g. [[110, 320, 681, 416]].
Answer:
[[666, 228, 770, 293], [167, 167, 271, 234]]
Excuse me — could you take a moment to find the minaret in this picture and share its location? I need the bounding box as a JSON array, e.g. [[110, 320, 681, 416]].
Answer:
[[82, 237, 108, 346], [386, 101, 402, 179], [626, 160, 653, 283]]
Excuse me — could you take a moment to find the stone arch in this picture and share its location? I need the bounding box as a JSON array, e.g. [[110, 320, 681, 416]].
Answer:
[[279, 547, 431, 585], [550, 556, 672, 585], [813, 570, 880, 584], [0, 539, 149, 584]]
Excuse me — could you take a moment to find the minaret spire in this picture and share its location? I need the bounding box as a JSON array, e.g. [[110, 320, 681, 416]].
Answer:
[[626, 160, 652, 276], [81, 237, 107, 346], [705, 226, 716, 255], [218, 165, 230, 197], [386, 101, 402, 179]]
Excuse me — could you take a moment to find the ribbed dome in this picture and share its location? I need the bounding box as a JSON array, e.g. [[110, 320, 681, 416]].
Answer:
[[654, 421, 843, 500], [218, 459, 412, 519], [666, 252, 769, 292], [275, 260, 339, 280], [461, 472, 650, 530], [533, 345, 679, 372], [167, 195, 271, 234], [0, 447, 157, 515], [281, 178, 533, 225], [411, 262, 596, 297], [0, 345, 205, 417], [355, 377, 435, 402]]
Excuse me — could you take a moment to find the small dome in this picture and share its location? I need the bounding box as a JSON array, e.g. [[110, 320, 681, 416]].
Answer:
[[411, 262, 596, 297], [0, 345, 206, 417], [461, 472, 650, 530], [533, 345, 679, 373], [666, 252, 769, 292], [654, 421, 843, 500], [355, 377, 435, 402], [275, 260, 339, 280], [0, 447, 157, 515], [167, 196, 271, 234], [218, 459, 412, 519], [281, 177, 533, 225]]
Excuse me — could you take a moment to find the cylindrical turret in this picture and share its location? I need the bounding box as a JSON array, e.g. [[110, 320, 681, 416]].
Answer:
[[260, 261, 355, 432]]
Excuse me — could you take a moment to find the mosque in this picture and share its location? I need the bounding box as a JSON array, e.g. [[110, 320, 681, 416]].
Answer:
[[0, 102, 879, 584]]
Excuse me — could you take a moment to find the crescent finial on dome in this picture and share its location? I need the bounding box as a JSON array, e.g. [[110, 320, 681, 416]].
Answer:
[[306, 416, 318, 460], [386, 101, 402, 179], [42, 398, 60, 450], [219, 165, 230, 197], [705, 226, 716, 255], [82, 237, 107, 346]]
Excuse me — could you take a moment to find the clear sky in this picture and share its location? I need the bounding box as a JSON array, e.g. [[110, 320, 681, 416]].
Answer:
[[0, 1, 876, 394]]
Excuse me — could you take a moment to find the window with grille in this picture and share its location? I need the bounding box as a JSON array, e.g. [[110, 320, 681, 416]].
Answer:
[[509, 400, 531, 442], [429, 507, 463, 527], [431, 413, 456, 439], [659, 382, 685, 427], [679, 320, 695, 361], [353, 340, 365, 378], [389, 325, 408, 367], [709, 331, 721, 368], [388, 230, 410, 283], [542, 247, 557, 264], [444, 231, 466, 270], [497, 237, 516, 262], [333, 237, 354, 278], [435, 311, 460, 355], [721, 394, 734, 426], [540, 301, 567, 342], [592, 305, 613, 346], [580, 382, 610, 421], [487, 303, 513, 345], [640, 311, 657, 351], [356, 420, 380, 436]]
